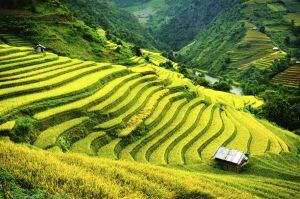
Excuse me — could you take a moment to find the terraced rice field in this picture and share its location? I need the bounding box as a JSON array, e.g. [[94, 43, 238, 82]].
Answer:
[[228, 19, 286, 69], [0, 43, 299, 199], [0, 34, 32, 47], [284, 13, 300, 26], [0, 43, 298, 169], [272, 65, 300, 88]]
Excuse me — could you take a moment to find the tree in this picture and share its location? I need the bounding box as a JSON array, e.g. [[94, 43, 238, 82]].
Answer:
[[131, 46, 142, 57], [212, 80, 231, 92], [284, 36, 290, 46], [159, 61, 173, 69], [115, 46, 121, 53], [145, 56, 150, 62], [259, 26, 265, 33]]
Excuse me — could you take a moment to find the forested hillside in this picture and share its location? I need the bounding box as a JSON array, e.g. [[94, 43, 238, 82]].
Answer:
[[61, 0, 156, 49]]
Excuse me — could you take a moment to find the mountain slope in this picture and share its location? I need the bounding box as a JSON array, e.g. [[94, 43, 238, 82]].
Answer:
[[114, 0, 300, 88], [178, 0, 300, 75], [61, 0, 156, 49]]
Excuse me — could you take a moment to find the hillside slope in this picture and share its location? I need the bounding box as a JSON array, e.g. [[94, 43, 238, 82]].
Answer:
[[178, 0, 300, 75], [61, 0, 156, 49], [0, 0, 156, 63], [0, 43, 299, 165], [1, 140, 299, 199], [116, 0, 300, 88]]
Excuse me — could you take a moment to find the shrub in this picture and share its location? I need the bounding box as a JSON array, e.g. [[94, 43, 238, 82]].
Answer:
[[11, 117, 38, 143], [131, 46, 142, 57], [159, 61, 173, 69]]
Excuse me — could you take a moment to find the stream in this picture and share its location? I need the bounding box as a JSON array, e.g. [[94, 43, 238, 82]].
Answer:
[[195, 72, 243, 95]]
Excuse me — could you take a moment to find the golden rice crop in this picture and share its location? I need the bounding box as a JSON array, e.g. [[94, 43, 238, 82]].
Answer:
[[0, 67, 125, 115], [34, 73, 139, 120]]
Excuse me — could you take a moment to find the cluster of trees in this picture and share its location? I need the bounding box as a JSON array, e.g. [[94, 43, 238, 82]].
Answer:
[[113, 0, 151, 7], [0, 0, 33, 8], [159, 61, 174, 70], [177, 66, 232, 92], [260, 90, 300, 131], [150, 0, 244, 50], [240, 57, 300, 131]]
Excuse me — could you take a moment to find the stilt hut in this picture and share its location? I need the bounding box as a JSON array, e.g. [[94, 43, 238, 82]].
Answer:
[[213, 147, 249, 172]]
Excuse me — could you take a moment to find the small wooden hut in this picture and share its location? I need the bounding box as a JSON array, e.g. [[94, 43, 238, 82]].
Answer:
[[213, 147, 249, 172], [35, 44, 46, 53]]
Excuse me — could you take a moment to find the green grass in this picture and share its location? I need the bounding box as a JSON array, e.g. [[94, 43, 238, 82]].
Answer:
[[0, 60, 92, 89], [0, 66, 125, 115], [283, 13, 300, 26], [225, 108, 251, 152], [267, 3, 287, 12], [184, 107, 223, 164], [120, 99, 187, 161], [0, 57, 73, 79], [97, 138, 122, 159]]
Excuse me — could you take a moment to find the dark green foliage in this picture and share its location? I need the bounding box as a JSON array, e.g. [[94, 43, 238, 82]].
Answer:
[[212, 80, 232, 92], [260, 90, 300, 131], [239, 58, 300, 131], [113, 0, 151, 7], [177, 5, 245, 73], [115, 46, 122, 53], [259, 26, 266, 33], [0, 0, 33, 8], [203, 97, 212, 106], [0, 167, 54, 198], [61, 0, 155, 49], [11, 117, 38, 143], [151, 0, 244, 50], [131, 46, 142, 57], [159, 61, 173, 69], [145, 55, 150, 62]]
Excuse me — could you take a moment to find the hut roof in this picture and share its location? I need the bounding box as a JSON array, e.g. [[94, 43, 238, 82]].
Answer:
[[36, 44, 46, 49], [213, 147, 248, 165]]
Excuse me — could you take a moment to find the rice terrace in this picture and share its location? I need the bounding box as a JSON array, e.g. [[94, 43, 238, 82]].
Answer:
[[0, 0, 299, 198]]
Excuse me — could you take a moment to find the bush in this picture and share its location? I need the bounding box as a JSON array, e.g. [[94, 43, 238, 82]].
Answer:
[[212, 80, 231, 92], [131, 46, 142, 57], [12, 117, 38, 143], [145, 55, 150, 62], [159, 61, 173, 69], [115, 46, 122, 53]]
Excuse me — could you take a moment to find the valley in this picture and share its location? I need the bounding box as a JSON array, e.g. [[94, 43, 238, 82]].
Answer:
[[0, 0, 299, 198]]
